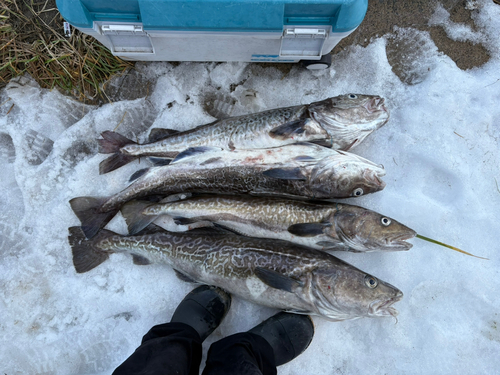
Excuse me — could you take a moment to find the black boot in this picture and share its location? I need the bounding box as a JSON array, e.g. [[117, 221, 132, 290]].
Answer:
[[248, 312, 314, 366], [171, 285, 231, 342]]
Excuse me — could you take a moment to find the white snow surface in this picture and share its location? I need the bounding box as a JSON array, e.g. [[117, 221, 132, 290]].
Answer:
[[1, 2, 500, 374]]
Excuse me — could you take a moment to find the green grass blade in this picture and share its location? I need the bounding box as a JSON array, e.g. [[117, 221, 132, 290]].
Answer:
[[416, 234, 488, 260]]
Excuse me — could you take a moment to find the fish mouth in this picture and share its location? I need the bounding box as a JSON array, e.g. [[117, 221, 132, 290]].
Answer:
[[375, 174, 386, 189], [385, 232, 417, 251], [364, 171, 386, 190], [369, 293, 403, 317], [364, 97, 387, 114]]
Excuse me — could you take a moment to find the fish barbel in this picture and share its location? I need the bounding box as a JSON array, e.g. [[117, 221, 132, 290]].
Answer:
[[68, 226, 403, 322], [98, 94, 389, 174], [121, 195, 416, 253], [70, 143, 386, 239]]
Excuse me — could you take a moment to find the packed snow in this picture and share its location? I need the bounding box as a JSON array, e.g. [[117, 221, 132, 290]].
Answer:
[[1, 2, 499, 374]]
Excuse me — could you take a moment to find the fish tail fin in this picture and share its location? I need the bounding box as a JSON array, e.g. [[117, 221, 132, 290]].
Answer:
[[69, 196, 119, 239], [121, 200, 158, 235], [99, 153, 137, 174], [98, 131, 136, 154], [98, 131, 138, 174], [68, 226, 115, 273]]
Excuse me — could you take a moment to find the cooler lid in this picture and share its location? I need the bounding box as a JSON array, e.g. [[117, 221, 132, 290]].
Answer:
[[57, 0, 367, 33]]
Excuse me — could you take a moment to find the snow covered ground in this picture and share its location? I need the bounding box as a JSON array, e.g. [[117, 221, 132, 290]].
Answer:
[[1, 2, 499, 374]]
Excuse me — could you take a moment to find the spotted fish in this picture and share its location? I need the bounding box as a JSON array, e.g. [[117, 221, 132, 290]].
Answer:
[[121, 195, 416, 253], [98, 94, 389, 174], [68, 226, 403, 322], [70, 143, 386, 239]]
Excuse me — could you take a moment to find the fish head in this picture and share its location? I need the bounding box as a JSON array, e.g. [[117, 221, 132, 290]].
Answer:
[[309, 151, 386, 198], [330, 205, 416, 252], [308, 94, 389, 149], [311, 266, 403, 321]]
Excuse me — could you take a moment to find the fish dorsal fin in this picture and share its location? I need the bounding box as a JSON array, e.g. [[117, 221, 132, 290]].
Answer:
[[269, 119, 307, 139], [171, 146, 223, 164], [262, 167, 306, 180], [254, 267, 303, 293], [288, 222, 331, 237], [129, 168, 150, 182], [148, 128, 180, 142]]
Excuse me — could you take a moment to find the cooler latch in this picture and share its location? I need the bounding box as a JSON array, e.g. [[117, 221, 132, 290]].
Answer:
[[283, 28, 327, 39], [100, 24, 154, 54], [280, 27, 328, 58]]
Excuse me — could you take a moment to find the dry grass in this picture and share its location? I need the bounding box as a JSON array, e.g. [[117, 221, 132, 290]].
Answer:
[[1, 0, 132, 103]]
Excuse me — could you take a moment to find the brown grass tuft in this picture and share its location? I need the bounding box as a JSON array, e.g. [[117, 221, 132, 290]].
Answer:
[[1, 0, 133, 103]]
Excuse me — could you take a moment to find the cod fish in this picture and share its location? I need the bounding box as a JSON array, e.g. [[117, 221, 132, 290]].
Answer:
[[70, 143, 386, 239], [121, 195, 416, 253], [68, 226, 403, 322], [98, 94, 389, 174]]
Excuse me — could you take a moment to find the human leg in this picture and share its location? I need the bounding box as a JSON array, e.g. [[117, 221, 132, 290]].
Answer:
[[202, 312, 314, 375], [113, 285, 231, 375]]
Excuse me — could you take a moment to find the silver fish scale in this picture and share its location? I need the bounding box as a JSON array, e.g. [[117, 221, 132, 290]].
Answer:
[[132, 106, 308, 154]]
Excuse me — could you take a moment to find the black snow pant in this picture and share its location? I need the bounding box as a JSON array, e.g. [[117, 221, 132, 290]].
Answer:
[[112, 322, 277, 375]]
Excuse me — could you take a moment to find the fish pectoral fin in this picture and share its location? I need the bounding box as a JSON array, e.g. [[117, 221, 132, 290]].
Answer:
[[132, 254, 151, 265], [174, 269, 198, 283], [254, 267, 303, 293], [269, 119, 307, 139], [288, 223, 330, 237], [262, 167, 306, 180], [315, 241, 340, 249], [148, 128, 180, 142], [173, 216, 199, 225], [171, 146, 223, 164]]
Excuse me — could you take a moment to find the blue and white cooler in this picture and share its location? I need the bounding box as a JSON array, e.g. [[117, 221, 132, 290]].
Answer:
[[56, 0, 368, 67]]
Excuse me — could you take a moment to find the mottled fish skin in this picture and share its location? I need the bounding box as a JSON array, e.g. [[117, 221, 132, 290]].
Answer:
[[71, 144, 386, 239], [98, 94, 389, 173], [69, 227, 403, 322], [101, 144, 386, 212], [124, 105, 324, 156], [122, 196, 416, 253]]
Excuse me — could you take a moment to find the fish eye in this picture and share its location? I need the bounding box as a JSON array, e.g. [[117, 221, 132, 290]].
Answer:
[[381, 217, 391, 226], [364, 275, 378, 289], [349, 94, 358, 99], [352, 188, 364, 197]]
